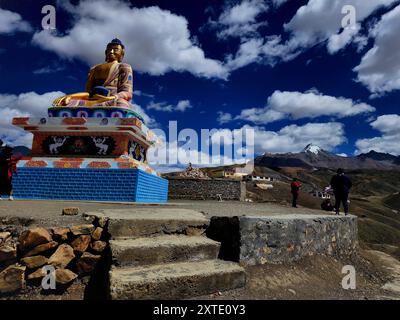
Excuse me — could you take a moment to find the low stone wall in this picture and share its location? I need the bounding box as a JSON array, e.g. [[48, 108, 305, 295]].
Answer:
[[207, 214, 358, 265], [240, 214, 358, 265], [168, 178, 246, 201]]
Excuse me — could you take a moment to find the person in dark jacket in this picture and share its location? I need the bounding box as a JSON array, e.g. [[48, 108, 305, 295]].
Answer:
[[330, 168, 352, 216], [290, 178, 301, 208], [0, 145, 21, 200]]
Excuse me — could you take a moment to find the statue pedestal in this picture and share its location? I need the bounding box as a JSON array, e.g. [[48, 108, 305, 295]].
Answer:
[[11, 115, 168, 203]]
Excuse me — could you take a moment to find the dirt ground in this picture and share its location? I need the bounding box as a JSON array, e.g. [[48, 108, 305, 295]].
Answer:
[[195, 249, 400, 300]]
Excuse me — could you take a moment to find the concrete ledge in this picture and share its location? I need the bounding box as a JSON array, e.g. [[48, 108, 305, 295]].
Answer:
[[240, 214, 358, 265]]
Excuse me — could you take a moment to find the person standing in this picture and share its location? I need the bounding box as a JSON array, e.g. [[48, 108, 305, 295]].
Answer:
[[330, 168, 352, 216], [290, 178, 301, 208], [0, 145, 21, 201]]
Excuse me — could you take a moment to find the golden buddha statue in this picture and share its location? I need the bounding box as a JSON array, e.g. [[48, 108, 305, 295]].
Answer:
[[53, 38, 133, 108]]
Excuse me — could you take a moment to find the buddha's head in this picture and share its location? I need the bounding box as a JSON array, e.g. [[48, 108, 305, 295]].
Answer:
[[105, 38, 125, 63]]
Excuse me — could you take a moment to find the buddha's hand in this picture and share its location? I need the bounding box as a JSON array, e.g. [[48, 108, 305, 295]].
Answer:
[[92, 94, 117, 102], [52, 95, 71, 106]]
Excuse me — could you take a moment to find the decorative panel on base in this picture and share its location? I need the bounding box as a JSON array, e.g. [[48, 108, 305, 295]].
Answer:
[[12, 167, 168, 203]]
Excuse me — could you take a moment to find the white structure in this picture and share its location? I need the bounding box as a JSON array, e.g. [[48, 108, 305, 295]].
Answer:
[[244, 175, 276, 182]]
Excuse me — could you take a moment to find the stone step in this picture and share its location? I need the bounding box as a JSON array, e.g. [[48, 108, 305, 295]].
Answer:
[[109, 259, 246, 300], [111, 235, 221, 267], [87, 208, 209, 239]]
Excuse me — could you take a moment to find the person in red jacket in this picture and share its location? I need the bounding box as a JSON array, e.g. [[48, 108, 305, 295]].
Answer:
[[290, 178, 301, 208]]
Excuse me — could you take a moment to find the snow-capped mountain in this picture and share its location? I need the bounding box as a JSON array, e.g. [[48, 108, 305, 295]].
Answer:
[[303, 144, 322, 155], [254, 145, 400, 170]]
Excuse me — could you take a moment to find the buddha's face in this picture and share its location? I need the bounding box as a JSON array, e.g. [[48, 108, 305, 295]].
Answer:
[[105, 44, 124, 63]]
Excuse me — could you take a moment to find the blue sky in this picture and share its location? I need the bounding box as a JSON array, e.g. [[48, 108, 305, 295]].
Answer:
[[0, 0, 400, 165]]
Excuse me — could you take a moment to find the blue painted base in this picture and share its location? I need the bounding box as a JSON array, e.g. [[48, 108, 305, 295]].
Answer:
[[12, 167, 168, 203]]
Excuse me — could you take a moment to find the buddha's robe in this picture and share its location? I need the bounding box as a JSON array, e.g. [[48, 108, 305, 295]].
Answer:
[[66, 62, 133, 108]]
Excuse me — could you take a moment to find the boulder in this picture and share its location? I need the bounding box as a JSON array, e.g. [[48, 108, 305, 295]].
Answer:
[[0, 244, 17, 263], [71, 235, 91, 253], [70, 224, 95, 236], [0, 265, 26, 293], [48, 244, 75, 269], [76, 252, 101, 274], [20, 256, 48, 269], [91, 227, 103, 241], [0, 232, 11, 245], [23, 241, 58, 257], [52, 228, 70, 241], [90, 241, 107, 253], [62, 207, 79, 216], [55, 269, 78, 285], [19, 228, 52, 251], [27, 267, 46, 280]]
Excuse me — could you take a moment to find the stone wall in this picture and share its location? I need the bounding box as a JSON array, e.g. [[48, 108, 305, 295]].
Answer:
[[240, 214, 358, 265], [168, 178, 246, 201]]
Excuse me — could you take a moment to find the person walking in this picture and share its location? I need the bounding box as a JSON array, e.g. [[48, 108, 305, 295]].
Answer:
[[330, 168, 352, 216], [290, 178, 301, 208]]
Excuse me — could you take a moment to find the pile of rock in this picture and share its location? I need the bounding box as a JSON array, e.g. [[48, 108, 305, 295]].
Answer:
[[178, 165, 210, 179], [0, 216, 109, 294]]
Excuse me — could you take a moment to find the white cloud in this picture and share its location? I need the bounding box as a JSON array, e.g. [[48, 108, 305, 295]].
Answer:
[[271, 0, 288, 7], [131, 103, 157, 128], [260, 0, 396, 64], [232, 90, 375, 124], [0, 8, 32, 34], [217, 111, 233, 124], [175, 100, 193, 112], [33, 65, 66, 75], [225, 38, 264, 70], [354, 5, 400, 94], [327, 24, 361, 54], [216, 0, 268, 39], [32, 0, 227, 79], [133, 90, 155, 99], [251, 122, 346, 154], [355, 114, 400, 155], [0, 91, 64, 147], [219, 0, 267, 25], [147, 100, 193, 113]]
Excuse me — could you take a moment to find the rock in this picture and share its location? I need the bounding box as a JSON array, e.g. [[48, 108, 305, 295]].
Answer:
[[0, 265, 26, 293], [62, 207, 79, 216], [97, 217, 109, 228], [76, 252, 101, 274], [27, 267, 46, 280], [48, 244, 75, 269], [91, 227, 103, 241], [52, 228, 70, 241], [70, 224, 95, 236], [19, 228, 52, 251], [23, 241, 58, 257], [0, 244, 17, 263], [0, 232, 11, 245], [20, 256, 48, 269], [55, 269, 78, 285], [71, 235, 91, 253], [288, 289, 296, 295], [90, 241, 107, 253]]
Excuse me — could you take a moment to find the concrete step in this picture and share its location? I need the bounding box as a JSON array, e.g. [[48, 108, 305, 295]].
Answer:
[[87, 208, 209, 239], [111, 235, 221, 267], [109, 259, 246, 300]]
